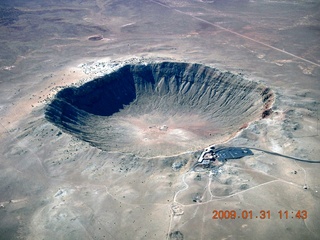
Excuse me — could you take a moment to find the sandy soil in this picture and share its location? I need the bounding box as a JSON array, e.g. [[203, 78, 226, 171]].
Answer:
[[0, 0, 319, 239]]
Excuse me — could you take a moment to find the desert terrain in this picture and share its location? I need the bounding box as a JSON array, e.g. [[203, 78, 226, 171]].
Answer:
[[0, 0, 319, 239]]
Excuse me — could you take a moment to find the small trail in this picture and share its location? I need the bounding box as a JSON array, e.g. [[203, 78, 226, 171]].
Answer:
[[173, 173, 189, 203], [292, 160, 308, 188], [181, 179, 282, 207], [167, 172, 190, 240], [207, 172, 214, 200]]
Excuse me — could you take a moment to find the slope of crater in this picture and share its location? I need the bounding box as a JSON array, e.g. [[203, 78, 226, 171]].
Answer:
[[45, 62, 273, 157]]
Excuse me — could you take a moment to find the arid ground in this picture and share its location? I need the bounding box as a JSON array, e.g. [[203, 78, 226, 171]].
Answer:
[[0, 0, 319, 239]]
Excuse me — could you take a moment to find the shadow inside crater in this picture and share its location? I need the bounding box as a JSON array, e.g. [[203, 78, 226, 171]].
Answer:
[[50, 65, 139, 117], [45, 62, 274, 156]]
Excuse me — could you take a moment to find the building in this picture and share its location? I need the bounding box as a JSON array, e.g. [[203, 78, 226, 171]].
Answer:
[[197, 146, 253, 164]]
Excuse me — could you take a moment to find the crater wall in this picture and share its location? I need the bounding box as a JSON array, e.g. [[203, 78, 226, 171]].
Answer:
[[45, 62, 274, 157]]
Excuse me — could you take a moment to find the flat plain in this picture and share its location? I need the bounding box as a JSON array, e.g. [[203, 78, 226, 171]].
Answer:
[[0, 0, 319, 239]]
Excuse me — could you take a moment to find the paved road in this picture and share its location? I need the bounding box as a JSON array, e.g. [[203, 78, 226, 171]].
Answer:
[[243, 147, 320, 164]]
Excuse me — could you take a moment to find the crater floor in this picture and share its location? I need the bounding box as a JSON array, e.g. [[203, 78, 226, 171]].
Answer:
[[46, 62, 273, 157]]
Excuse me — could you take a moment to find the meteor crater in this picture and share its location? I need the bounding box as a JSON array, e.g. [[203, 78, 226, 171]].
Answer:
[[45, 62, 273, 157]]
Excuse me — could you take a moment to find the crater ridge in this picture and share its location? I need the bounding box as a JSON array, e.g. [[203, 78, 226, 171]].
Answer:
[[45, 62, 274, 157]]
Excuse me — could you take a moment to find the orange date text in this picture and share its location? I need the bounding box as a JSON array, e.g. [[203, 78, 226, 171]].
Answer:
[[212, 210, 307, 220]]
